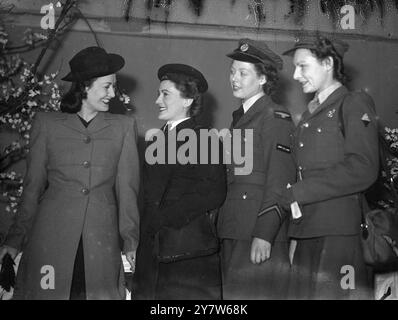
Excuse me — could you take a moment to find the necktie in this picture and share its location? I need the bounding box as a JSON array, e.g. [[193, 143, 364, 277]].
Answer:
[[307, 94, 320, 114], [232, 106, 244, 127], [163, 123, 169, 133]]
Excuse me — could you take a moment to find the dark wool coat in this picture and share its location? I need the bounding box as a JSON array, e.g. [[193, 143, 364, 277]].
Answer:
[[134, 117, 226, 300], [5, 112, 140, 300]]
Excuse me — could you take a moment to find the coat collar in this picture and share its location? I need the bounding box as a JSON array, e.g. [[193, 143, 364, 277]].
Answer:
[[60, 111, 117, 134], [232, 94, 273, 128], [300, 86, 348, 124], [162, 117, 197, 132]]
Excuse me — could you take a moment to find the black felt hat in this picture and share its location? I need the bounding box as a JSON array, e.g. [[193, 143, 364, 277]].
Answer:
[[157, 63, 209, 93], [226, 38, 283, 70], [62, 46, 125, 82]]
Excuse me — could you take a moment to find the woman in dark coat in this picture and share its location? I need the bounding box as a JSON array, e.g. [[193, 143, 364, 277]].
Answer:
[[0, 47, 140, 299], [134, 64, 226, 300]]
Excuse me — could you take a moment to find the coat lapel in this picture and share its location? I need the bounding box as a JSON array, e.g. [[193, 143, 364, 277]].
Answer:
[[61, 112, 114, 134], [87, 112, 112, 134], [301, 86, 348, 124], [234, 94, 272, 128], [61, 113, 86, 134]]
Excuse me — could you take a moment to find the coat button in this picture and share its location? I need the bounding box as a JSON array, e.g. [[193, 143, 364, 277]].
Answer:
[[302, 122, 309, 128], [83, 161, 90, 168], [317, 128, 322, 133], [242, 192, 247, 200], [83, 136, 91, 143], [299, 142, 304, 148], [81, 188, 89, 195]]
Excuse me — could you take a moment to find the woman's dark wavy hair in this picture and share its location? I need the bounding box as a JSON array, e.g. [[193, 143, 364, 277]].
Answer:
[[60, 78, 97, 113], [253, 62, 278, 96], [160, 73, 203, 117], [310, 36, 348, 84]]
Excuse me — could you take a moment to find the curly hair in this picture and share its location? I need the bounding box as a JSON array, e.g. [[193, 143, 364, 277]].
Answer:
[[160, 73, 203, 117], [310, 36, 348, 84], [253, 62, 279, 96], [60, 78, 97, 113]]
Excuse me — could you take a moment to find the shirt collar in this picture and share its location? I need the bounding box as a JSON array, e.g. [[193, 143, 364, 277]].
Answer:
[[317, 82, 342, 105], [242, 92, 265, 113], [167, 117, 190, 130]]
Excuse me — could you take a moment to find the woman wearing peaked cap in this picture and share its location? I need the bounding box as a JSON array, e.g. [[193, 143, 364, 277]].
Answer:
[[134, 64, 226, 299], [0, 46, 140, 299], [281, 35, 378, 299], [217, 39, 296, 299]]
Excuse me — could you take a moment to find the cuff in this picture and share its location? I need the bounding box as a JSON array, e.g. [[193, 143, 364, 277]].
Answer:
[[252, 206, 282, 244]]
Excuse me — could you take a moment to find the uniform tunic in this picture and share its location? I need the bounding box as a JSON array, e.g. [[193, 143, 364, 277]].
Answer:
[[217, 94, 296, 299], [288, 86, 379, 299], [5, 112, 140, 299]]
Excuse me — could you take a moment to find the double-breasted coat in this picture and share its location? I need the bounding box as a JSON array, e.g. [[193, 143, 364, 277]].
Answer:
[[134, 117, 226, 300], [288, 86, 379, 299], [5, 111, 140, 299], [217, 94, 296, 299]]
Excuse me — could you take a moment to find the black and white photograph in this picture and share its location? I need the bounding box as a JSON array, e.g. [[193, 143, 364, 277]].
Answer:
[[0, 0, 398, 306]]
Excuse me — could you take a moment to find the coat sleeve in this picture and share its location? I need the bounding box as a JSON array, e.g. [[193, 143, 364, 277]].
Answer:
[[116, 116, 140, 253], [5, 112, 48, 251], [252, 114, 296, 244], [291, 92, 379, 205], [157, 136, 227, 230]]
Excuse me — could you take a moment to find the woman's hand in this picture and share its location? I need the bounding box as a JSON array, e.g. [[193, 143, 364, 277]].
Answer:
[[250, 237, 271, 264], [0, 245, 19, 263], [125, 250, 136, 274]]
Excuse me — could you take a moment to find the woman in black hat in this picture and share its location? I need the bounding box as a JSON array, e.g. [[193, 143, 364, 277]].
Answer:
[[217, 39, 296, 299], [134, 64, 226, 300], [0, 47, 140, 299]]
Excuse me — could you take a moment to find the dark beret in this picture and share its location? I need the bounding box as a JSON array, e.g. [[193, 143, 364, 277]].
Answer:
[[157, 63, 208, 93]]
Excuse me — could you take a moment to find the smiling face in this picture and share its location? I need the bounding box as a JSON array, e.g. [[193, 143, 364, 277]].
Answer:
[[82, 74, 116, 114], [292, 48, 333, 94], [229, 60, 266, 102], [156, 80, 191, 122]]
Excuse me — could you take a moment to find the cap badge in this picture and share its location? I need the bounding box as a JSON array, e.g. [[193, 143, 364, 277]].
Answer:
[[240, 43, 249, 52]]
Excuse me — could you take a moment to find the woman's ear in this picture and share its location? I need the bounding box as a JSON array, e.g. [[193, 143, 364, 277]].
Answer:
[[322, 56, 334, 71], [183, 98, 194, 108], [259, 74, 267, 86]]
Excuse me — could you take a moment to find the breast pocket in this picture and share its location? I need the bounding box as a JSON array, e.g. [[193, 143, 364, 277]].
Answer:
[[313, 121, 344, 164]]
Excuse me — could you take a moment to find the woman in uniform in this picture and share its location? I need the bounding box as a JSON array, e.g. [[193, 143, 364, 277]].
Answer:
[[217, 39, 296, 299], [281, 35, 378, 299]]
